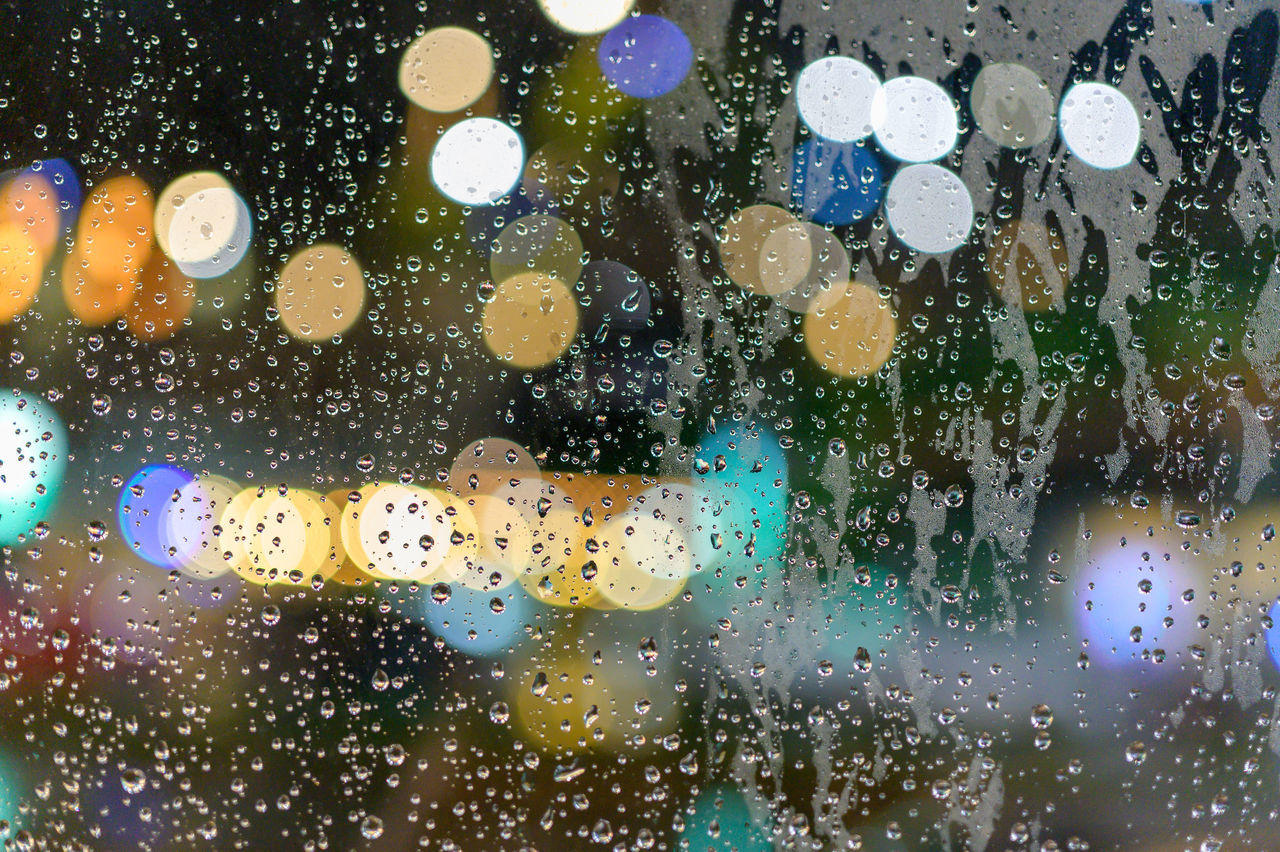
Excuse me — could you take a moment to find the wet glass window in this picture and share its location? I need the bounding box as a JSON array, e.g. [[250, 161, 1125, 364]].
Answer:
[[1, 0, 1279, 849]]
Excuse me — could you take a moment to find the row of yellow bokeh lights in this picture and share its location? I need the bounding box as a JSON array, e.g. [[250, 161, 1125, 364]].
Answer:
[[154, 441, 695, 613]]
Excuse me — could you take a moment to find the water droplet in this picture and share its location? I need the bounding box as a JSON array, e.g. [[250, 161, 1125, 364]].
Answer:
[[1175, 510, 1200, 529], [121, 768, 146, 794], [591, 819, 613, 844], [854, 646, 872, 673], [360, 816, 384, 839]]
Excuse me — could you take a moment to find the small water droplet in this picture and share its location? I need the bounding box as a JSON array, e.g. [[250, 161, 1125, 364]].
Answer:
[[360, 816, 384, 839], [121, 768, 146, 794]]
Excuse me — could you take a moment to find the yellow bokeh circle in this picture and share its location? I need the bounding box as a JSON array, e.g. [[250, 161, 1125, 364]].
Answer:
[[275, 243, 365, 341], [398, 27, 494, 114], [802, 281, 897, 378], [481, 273, 579, 369]]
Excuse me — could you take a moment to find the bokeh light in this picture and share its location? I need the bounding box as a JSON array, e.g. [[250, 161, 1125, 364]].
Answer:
[[154, 172, 253, 279], [718, 204, 812, 297], [489, 214, 584, 289], [433, 491, 481, 587], [802, 281, 897, 378], [790, 138, 882, 226], [431, 118, 525, 206], [162, 475, 240, 579], [689, 425, 789, 606], [457, 493, 533, 590], [358, 484, 452, 581], [217, 486, 263, 581], [0, 390, 68, 545], [25, 158, 81, 233], [772, 223, 850, 313], [519, 497, 599, 608], [985, 217, 1070, 311], [154, 172, 226, 257], [322, 488, 374, 586], [884, 163, 974, 254], [481, 272, 579, 369], [420, 581, 532, 658], [795, 56, 882, 143], [757, 219, 814, 297], [1, 170, 59, 255], [275, 243, 365, 342], [1266, 598, 1280, 673], [244, 488, 341, 584], [597, 15, 692, 98], [338, 483, 388, 578], [624, 482, 725, 576], [125, 253, 196, 341], [1068, 510, 1202, 670], [971, 62, 1056, 148], [594, 511, 689, 610], [117, 465, 196, 567], [398, 26, 494, 114], [63, 175, 155, 326], [679, 785, 772, 852], [1059, 82, 1141, 170], [0, 224, 42, 322], [537, 0, 635, 35], [872, 76, 959, 163]]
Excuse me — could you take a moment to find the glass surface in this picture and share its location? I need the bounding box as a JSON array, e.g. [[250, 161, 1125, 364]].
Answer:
[[0, 0, 1278, 849]]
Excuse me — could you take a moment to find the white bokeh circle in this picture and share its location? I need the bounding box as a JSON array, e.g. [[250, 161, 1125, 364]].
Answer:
[[537, 0, 635, 34], [872, 76, 958, 163], [884, 164, 974, 254], [431, 118, 525, 206], [795, 57, 882, 143], [1058, 82, 1140, 170]]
